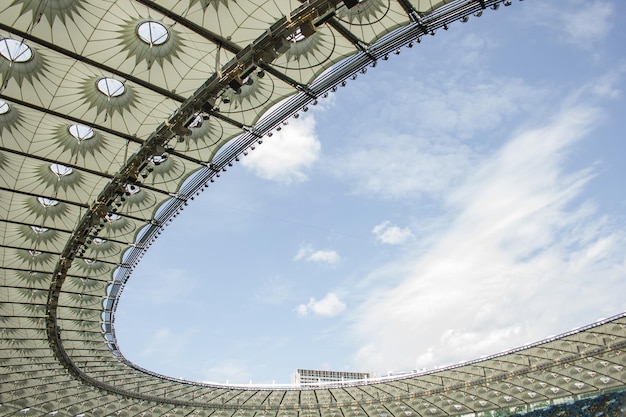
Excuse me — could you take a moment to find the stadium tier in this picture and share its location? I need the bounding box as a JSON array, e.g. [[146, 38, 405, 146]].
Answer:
[[509, 389, 625, 417], [1, 1, 625, 417]]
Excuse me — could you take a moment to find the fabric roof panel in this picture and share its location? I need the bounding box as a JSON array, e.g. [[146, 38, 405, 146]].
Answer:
[[333, 1, 412, 45], [0, 104, 142, 177], [160, 0, 303, 47], [269, 24, 361, 87], [410, 0, 457, 14]]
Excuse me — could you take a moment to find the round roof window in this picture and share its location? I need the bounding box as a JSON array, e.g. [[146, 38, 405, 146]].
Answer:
[[125, 184, 140, 194], [0, 38, 33, 63], [0, 99, 10, 114], [105, 213, 120, 222], [37, 197, 59, 207], [137, 21, 169, 46], [150, 154, 166, 164], [50, 163, 73, 177], [92, 237, 106, 245], [68, 124, 95, 142], [31, 226, 49, 234], [96, 77, 126, 97]]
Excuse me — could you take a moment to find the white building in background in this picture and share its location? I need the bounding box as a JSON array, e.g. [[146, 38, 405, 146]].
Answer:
[[292, 369, 375, 385]]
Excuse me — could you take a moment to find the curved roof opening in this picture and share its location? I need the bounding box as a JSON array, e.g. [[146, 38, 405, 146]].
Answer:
[[0, 0, 625, 416]]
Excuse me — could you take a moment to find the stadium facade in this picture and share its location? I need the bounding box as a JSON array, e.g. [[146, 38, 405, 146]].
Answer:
[[0, 1, 625, 417]]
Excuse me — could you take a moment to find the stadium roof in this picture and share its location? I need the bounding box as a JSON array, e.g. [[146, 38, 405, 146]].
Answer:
[[1, 0, 625, 416]]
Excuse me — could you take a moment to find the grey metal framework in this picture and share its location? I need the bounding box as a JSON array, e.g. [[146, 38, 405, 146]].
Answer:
[[0, 1, 624, 417]]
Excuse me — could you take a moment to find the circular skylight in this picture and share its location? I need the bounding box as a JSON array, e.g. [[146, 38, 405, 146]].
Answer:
[[0, 99, 10, 114], [31, 226, 49, 234], [28, 250, 42, 257], [125, 184, 140, 194], [0, 38, 33, 63], [68, 124, 95, 142], [50, 163, 73, 177], [105, 213, 121, 222], [150, 155, 166, 164], [37, 197, 59, 207], [96, 77, 126, 97], [137, 21, 169, 46], [92, 238, 106, 245]]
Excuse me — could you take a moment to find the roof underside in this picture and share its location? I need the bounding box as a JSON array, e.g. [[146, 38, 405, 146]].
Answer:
[[1, 0, 625, 417]]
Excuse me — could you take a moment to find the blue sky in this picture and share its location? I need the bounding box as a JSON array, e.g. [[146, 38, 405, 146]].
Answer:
[[115, 0, 626, 385]]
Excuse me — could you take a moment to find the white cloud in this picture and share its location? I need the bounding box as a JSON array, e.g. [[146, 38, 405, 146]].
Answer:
[[140, 267, 196, 304], [527, 1, 614, 49], [294, 245, 341, 265], [329, 77, 545, 200], [349, 104, 626, 374], [296, 292, 346, 318], [561, 2, 614, 47], [241, 115, 320, 184], [256, 276, 293, 304], [202, 360, 252, 385], [140, 327, 199, 363], [372, 221, 414, 245], [332, 134, 475, 200]]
